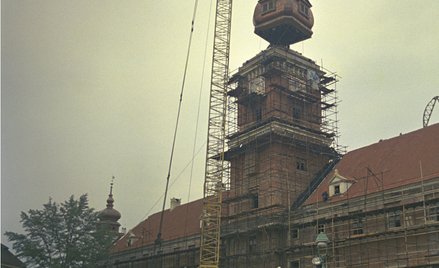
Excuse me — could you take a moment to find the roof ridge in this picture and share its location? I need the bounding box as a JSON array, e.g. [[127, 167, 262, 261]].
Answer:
[[347, 123, 439, 155]]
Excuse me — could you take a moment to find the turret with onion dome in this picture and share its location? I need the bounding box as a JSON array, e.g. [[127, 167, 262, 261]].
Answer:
[[97, 177, 121, 234], [254, 0, 314, 46]]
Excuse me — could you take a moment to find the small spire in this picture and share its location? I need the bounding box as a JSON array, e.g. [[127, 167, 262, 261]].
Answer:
[[107, 176, 116, 209], [98, 176, 121, 233]]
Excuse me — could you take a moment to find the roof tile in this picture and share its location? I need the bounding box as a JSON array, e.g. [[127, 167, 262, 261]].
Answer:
[[112, 198, 203, 252]]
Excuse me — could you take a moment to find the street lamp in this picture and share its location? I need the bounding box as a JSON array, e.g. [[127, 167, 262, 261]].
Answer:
[[313, 232, 330, 267]]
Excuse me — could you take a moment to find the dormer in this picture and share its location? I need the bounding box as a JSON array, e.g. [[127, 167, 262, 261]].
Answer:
[[328, 169, 355, 197]]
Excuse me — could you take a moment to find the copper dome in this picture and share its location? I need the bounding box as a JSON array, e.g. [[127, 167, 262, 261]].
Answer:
[[98, 194, 121, 221], [254, 0, 314, 45], [98, 207, 121, 221]]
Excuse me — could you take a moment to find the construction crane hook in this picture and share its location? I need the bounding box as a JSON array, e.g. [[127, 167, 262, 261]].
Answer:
[[423, 96, 439, 127]]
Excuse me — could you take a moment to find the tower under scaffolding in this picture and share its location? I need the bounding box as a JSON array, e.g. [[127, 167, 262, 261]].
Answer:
[[221, 44, 343, 267]]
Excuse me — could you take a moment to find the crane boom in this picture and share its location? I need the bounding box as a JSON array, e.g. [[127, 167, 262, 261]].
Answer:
[[199, 0, 233, 267], [423, 96, 439, 127]]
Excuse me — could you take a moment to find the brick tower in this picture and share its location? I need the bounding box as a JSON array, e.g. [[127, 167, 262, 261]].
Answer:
[[221, 1, 339, 267]]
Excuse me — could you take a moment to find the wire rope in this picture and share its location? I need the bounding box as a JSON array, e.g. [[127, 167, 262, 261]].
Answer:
[[155, 0, 200, 249], [117, 142, 206, 245], [139, 142, 206, 221]]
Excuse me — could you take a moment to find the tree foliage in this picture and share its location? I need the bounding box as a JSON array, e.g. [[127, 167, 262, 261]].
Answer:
[[5, 194, 114, 268]]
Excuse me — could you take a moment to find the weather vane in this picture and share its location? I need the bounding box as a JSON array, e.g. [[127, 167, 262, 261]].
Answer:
[[110, 176, 115, 194]]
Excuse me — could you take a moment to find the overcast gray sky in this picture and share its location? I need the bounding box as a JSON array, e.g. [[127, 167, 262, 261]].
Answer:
[[2, 1, 439, 247]]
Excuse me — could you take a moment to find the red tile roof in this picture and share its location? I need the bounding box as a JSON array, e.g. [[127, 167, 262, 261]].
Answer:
[[112, 198, 203, 253], [305, 123, 439, 204]]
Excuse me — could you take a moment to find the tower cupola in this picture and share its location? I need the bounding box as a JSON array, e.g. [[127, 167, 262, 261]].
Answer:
[[253, 0, 314, 45], [97, 177, 121, 234]]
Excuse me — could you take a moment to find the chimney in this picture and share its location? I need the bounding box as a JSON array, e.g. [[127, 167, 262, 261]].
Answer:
[[170, 198, 181, 210]]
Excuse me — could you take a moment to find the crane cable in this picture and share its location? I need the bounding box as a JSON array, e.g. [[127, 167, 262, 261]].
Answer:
[[155, 0, 200, 250], [137, 142, 206, 221]]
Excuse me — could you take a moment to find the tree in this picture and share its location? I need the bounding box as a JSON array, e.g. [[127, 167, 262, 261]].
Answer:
[[5, 194, 114, 268]]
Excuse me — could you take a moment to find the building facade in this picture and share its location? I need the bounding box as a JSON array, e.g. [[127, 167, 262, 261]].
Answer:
[[287, 124, 439, 267], [106, 124, 439, 268], [104, 0, 439, 267], [103, 199, 202, 267]]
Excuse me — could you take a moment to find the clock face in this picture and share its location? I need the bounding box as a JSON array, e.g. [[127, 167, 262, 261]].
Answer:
[[249, 76, 265, 94], [312, 256, 322, 265], [307, 70, 319, 90]]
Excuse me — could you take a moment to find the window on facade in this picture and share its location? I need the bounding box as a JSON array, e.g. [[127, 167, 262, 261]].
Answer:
[[329, 170, 353, 197], [249, 236, 257, 253], [251, 194, 259, 209], [352, 217, 364, 235], [296, 158, 307, 171], [334, 184, 341, 195], [291, 229, 299, 239], [255, 107, 262, 122], [228, 239, 235, 255], [244, 150, 256, 176], [428, 202, 439, 222], [317, 224, 325, 234], [290, 260, 300, 268], [127, 233, 137, 247], [405, 213, 414, 227], [293, 106, 302, 120], [262, 0, 276, 13], [299, 1, 310, 17], [388, 210, 402, 228]]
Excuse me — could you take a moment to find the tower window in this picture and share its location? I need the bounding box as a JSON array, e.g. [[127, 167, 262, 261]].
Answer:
[[293, 106, 303, 120], [262, 0, 276, 13], [255, 107, 262, 121], [251, 194, 259, 209], [299, 1, 310, 18], [296, 158, 307, 171], [249, 236, 257, 253], [244, 150, 256, 176], [291, 229, 299, 239], [290, 260, 300, 268], [249, 76, 265, 94]]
